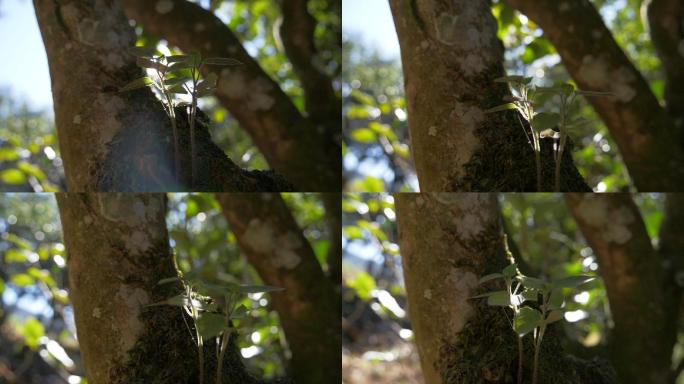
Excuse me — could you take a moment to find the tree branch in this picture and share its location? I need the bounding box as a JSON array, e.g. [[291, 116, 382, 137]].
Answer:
[[647, 0, 684, 122], [565, 193, 675, 384], [389, 0, 590, 191], [215, 193, 341, 384], [506, 0, 684, 191], [278, 0, 340, 126], [122, 0, 340, 191]]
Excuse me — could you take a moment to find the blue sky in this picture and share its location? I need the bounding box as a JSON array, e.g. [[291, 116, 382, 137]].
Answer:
[[342, 0, 399, 60], [0, 0, 53, 112]]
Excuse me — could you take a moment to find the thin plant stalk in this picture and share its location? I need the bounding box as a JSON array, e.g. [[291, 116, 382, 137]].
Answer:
[[188, 56, 200, 188], [154, 60, 181, 185], [187, 285, 204, 384], [517, 336, 524, 384]]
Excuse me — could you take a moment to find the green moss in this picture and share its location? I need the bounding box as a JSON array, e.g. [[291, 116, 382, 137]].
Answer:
[[448, 62, 591, 192], [437, 307, 618, 384]]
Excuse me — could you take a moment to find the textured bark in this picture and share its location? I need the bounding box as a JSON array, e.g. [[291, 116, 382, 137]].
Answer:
[[389, 0, 590, 192], [34, 0, 292, 192], [122, 0, 341, 192], [57, 193, 268, 384], [647, 0, 684, 123], [216, 193, 341, 384], [395, 193, 612, 384], [506, 0, 684, 191], [278, 0, 340, 127], [565, 193, 677, 384]]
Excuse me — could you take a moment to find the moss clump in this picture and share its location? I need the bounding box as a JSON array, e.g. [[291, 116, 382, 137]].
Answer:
[[437, 305, 618, 384], [97, 97, 294, 192], [446, 62, 592, 192]]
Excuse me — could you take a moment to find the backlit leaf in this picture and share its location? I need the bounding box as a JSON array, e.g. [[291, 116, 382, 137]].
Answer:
[[119, 77, 153, 92], [197, 313, 228, 339], [513, 307, 543, 336]]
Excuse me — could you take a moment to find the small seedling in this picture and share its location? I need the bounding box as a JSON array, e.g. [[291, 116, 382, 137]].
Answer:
[[119, 47, 241, 188], [487, 76, 611, 191], [472, 235, 595, 384], [150, 269, 284, 384]]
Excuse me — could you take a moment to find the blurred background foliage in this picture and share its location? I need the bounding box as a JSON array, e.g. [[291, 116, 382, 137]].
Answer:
[[341, 193, 664, 383], [342, 0, 663, 192], [0, 95, 64, 192], [0, 0, 341, 191], [0, 193, 330, 383]]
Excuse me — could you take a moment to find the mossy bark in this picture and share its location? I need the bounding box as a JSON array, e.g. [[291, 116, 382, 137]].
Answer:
[[56, 193, 275, 383], [216, 193, 341, 384], [389, 1, 590, 192], [394, 193, 616, 383]]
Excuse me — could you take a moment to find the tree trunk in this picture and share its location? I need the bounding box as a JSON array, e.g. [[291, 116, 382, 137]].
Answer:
[[56, 193, 264, 383], [395, 193, 615, 384], [215, 193, 341, 384], [121, 0, 341, 192], [34, 0, 292, 192], [389, 0, 590, 191], [565, 193, 679, 384], [506, 0, 684, 191]]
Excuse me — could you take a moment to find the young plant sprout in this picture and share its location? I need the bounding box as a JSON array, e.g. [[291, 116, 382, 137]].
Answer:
[[487, 76, 610, 192], [119, 47, 241, 188], [472, 235, 595, 384], [150, 269, 284, 384]]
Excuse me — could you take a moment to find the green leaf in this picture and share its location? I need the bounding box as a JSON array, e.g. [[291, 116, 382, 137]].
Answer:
[[197, 313, 228, 339], [350, 128, 377, 143], [119, 77, 153, 92], [230, 305, 249, 319], [27, 267, 56, 288], [164, 76, 190, 87], [202, 57, 242, 66], [0, 169, 27, 185], [502, 263, 518, 278], [168, 62, 194, 71], [547, 288, 564, 310], [0, 278, 4, 294], [470, 290, 504, 299], [532, 112, 560, 131], [136, 57, 166, 71], [485, 103, 517, 114], [346, 272, 376, 301], [545, 309, 564, 324], [479, 273, 504, 284], [198, 73, 219, 90], [487, 290, 511, 306], [519, 276, 547, 291], [513, 307, 543, 336], [167, 85, 188, 94], [166, 55, 192, 63], [198, 281, 241, 297], [552, 275, 595, 289], [19, 317, 45, 350], [11, 273, 35, 287], [5, 249, 29, 263], [16, 161, 45, 181], [521, 288, 539, 302]]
